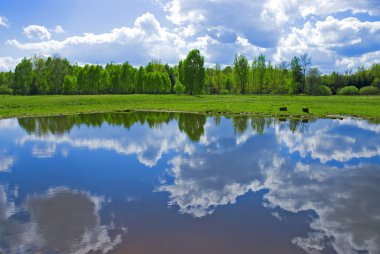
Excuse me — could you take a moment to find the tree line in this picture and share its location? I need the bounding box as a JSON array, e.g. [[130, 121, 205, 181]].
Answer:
[[1, 50, 379, 96]]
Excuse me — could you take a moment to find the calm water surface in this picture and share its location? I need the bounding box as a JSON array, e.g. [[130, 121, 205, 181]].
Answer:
[[0, 112, 379, 254]]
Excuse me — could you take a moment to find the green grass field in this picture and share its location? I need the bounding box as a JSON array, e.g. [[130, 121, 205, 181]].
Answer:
[[0, 94, 379, 119]]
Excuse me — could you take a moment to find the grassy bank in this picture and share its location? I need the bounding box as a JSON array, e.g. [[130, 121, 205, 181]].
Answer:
[[0, 94, 380, 119]]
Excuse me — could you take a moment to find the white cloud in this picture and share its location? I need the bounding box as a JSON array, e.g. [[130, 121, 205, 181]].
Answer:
[[0, 16, 8, 28], [297, 0, 380, 17], [275, 16, 380, 71], [163, 0, 281, 48], [53, 25, 65, 34], [262, 0, 380, 24], [3, 1, 380, 70], [8, 13, 186, 65], [0, 57, 20, 71], [23, 25, 52, 40]]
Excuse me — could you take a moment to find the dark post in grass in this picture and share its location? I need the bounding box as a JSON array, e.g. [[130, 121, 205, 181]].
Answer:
[[302, 108, 309, 113]]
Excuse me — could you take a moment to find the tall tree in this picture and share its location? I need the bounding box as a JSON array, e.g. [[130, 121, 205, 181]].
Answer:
[[257, 53, 266, 94], [306, 67, 321, 95], [291, 56, 303, 94], [183, 49, 205, 95], [214, 63, 222, 93], [135, 66, 145, 94], [13, 58, 33, 95], [300, 53, 312, 93], [233, 54, 249, 94]]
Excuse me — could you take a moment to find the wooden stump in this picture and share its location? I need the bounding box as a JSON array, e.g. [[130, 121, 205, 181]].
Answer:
[[302, 108, 309, 113], [279, 107, 287, 111]]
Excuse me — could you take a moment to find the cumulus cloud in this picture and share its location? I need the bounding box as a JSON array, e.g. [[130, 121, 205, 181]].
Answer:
[[53, 25, 65, 34], [163, 0, 281, 48], [3, 0, 380, 70], [23, 25, 52, 40], [7, 13, 186, 65], [262, 0, 380, 23], [0, 57, 21, 72], [275, 16, 380, 71], [0, 16, 8, 27]]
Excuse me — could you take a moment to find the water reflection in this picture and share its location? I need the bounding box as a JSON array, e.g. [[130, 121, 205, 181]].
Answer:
[[0, 186, 126, 253], [0, 112, 379, 254]]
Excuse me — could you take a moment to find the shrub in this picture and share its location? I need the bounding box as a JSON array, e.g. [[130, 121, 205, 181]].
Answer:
[[359, 86, 380, 95], [314, 85, 332, 96], [220, 89, 229, 95], [0, 85, 13, 95], [173, 81, 185, 94], [371, 78, 380, 88], [338, 86, 359, 95]]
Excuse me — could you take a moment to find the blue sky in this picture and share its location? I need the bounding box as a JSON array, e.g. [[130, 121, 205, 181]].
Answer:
[[0, 0, 379, 72]]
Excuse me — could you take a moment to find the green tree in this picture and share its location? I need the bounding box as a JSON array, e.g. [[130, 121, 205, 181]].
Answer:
[[135, 66, 145, 94], [372, 77, 380, 88], [257, 53, 266, 94], [62, 75, 77, 94], [290, 56, 303, 94], [32, 57, 49, 94], [300, 53, 312, 93], [183, 49, 205, 95], [233, 54, 249, 94], [306, 67, 321, 95], [45, 56, 70, 94], [13, 58, 33, 95], [173, 80, 185, 94]]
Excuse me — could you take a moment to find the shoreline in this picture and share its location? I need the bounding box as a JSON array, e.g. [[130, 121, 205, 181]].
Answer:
[[1, 94, 379, 121]]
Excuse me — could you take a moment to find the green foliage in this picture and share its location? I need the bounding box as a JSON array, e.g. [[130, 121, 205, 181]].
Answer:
[[372, 77, 380, 88], [173, 80, 185, 94], [13, 58, 33, 95], [306, 67, 322, 95], [338, 86, 359, 95], [1, 51, 380, 97], [314, 85, 332, 96], [359, 86, 380, 95], [183, 49, 205, 95], [0, 85, 13, 94], [135, 66, 146, 94], [220, 89, 229, 94], [290, 56, 303, 94], [233, 54, 249, 94], [63, 75, 77, 95]]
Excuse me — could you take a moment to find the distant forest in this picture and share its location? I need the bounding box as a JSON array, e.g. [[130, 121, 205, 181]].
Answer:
[[1, 49, 379, 96]]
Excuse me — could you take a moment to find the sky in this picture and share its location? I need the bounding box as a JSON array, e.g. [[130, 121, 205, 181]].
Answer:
[[0, 0, 379, 73]]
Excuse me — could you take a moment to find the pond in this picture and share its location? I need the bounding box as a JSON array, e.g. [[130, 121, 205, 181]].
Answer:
[[0, 112, 379, 254]]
